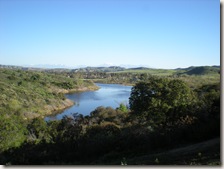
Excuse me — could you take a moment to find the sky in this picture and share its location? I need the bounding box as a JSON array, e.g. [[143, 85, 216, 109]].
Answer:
[[0, 0, 220, 69]]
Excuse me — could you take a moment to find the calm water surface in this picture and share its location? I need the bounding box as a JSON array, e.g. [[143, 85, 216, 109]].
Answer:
[[45, 83, 132, 121]]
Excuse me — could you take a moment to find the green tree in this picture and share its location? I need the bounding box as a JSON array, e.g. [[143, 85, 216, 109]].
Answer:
[[129, 77, 195, 127], [117, 103, 128, 113]]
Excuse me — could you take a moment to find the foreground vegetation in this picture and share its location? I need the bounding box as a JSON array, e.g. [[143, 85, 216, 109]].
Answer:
[[0, 65, 220, 165]]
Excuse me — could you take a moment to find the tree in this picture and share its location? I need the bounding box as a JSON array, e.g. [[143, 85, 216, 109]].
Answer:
[[165, 79, 197, 126], [129, 77, 195, 127], [116, 103, 128, 113]]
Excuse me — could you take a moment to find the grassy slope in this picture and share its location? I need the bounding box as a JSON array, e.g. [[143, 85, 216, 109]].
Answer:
[[175, 74, 220, 89], [182, 66, 220, 75], [0, 68, 98, 119]]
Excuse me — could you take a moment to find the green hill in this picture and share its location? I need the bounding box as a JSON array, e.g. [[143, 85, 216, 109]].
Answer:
[[179, 66, 220, 75]]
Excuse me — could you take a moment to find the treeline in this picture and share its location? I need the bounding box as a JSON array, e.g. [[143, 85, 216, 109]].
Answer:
[[0, 76, 220, 165], [46, 70, 220, 88]]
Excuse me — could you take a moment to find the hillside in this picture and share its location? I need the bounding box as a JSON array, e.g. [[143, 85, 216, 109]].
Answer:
[[0, 68, 98, 119], [177, 66, 220, 75]]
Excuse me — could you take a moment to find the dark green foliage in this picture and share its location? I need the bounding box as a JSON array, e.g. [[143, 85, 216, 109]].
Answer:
[[194, 83, 220, 134], [30, 74, 40, 81], [53, 81, 74, 89], [129, 77, 196, 127], [17, 81, 23, 86]]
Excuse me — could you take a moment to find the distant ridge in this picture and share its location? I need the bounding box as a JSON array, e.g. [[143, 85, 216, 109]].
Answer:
[[127, 67, 151, 70], [0, 64, 220, 75], [74, 66, 126, 72], [175, 66, 196, 71]]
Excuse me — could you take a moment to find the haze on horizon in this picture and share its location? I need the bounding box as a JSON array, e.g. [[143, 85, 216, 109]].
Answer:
[[0, 0, 220, 69]]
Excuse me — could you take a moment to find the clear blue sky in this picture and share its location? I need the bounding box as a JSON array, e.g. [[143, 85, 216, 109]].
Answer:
[[0, 0, 220, 69]]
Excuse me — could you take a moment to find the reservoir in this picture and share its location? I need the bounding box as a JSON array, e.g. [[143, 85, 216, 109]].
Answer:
[[45, 83, 132, 121]]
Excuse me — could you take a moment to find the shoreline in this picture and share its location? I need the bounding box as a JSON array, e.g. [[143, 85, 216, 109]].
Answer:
[[42, 85, 100, 119], [64, 85, 100, 94], [93, 81, 134, 87], [24, 85, 100, 120]]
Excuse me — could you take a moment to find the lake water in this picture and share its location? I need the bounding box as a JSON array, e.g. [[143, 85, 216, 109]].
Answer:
[[45, 83, 132, 121]]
